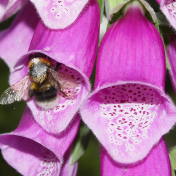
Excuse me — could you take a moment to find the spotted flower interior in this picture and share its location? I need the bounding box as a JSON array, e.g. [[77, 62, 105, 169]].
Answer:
[[81, 82, 176, 163], [0, 136, 60, 176], [28, 63, 86, 134], [57, 64, 84, 102], [99, 84, 160, 157], [36, 147, 59, 176]]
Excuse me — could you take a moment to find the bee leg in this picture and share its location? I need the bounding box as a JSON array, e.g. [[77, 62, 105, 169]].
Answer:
[[57, 81, 71, 99], [55, 62, 62, 71], [60, 91, 70, 98]]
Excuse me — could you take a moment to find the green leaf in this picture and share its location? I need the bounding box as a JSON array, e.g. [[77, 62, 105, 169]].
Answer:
[[155, 16, 160, 32], [166, 57, 171, 71], [71, 122, 91, 165], [163, 37, 171, 71], [97, 0, 105, 23], [169, 147, 176, 175], [171, 165, 175, 176]]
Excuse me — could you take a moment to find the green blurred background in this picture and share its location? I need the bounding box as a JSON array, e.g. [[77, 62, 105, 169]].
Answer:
[[0, 1, 176, 175]]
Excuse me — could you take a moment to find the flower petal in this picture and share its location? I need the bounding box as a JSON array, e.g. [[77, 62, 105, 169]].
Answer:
[[0, 0, 28, 22], [9, 0, 100, 134], [156, 0, 162, 4], [0, 107, 80, 175], [80, 2, 176, 164], [30, 0, 89, 29], [101, 137, 171, 176], [60, 148, 78, 176], [0, 2, 39, 72]]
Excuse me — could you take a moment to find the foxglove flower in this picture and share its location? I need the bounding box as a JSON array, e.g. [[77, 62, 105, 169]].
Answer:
[[101, 137, 171, 176], [0, 0, 89, 29], [2, 0, 100, 134], [166, 35, 176, 93], [0, 107, 80, 176], [156, 0, 176, 29], [80, 1, 176, 164]]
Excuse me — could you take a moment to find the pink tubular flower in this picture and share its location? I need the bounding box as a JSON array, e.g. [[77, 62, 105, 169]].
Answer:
[[101, 137, 171, 176], [1, 0, 100, 134], [0, 0, 89, 29], [80, 1, 176, 164], [0, 107, 80, 176], [156, 0, 176, 29]]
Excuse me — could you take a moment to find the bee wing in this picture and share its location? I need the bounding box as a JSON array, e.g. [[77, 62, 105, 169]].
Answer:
[[48, 68, 78, 90], [0, 75, 31, 105]]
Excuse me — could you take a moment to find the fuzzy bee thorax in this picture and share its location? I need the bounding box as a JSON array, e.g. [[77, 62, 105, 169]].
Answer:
[[28, 58, 52, 84]]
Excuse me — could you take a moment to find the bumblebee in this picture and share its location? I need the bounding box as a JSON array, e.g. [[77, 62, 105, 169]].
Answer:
[[0, 53, 78, 110]]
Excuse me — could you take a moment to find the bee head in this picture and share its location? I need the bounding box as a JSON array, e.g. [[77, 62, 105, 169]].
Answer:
[[28, 58, 52, 84]]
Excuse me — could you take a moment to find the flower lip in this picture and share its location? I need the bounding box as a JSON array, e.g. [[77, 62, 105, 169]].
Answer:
[[0, 107, 81, 175], [0, 0, 90, 30], [80, 80, 176, 163], [0, 134, 63, 175], [30, 0, 89, 29]]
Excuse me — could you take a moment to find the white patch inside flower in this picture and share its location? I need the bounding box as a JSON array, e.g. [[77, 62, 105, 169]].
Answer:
[[99, 84, 160, 157], [37, 147, 58, 176], [166, 0, 176, 23]]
